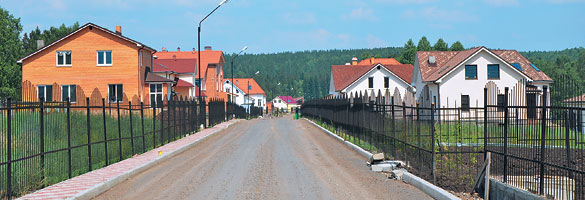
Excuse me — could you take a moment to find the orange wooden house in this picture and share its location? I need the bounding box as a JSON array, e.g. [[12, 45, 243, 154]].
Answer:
[[18, 23, 173, 106]]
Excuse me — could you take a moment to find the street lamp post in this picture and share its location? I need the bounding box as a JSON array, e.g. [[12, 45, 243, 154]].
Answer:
[[231, 46, 248, 103], [245, 71, 260, 117], [198, 0, 228, 102]]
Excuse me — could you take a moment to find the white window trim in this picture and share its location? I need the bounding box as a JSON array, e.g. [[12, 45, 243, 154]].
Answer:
[[56, 51, 72, 67], [149, 83, 163, 106], [108, 84, 123, 103], [97, 50, 113, 67], [61, 85, 77, 103]]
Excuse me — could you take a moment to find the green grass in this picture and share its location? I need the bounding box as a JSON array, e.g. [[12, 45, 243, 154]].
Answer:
[[0, 108, 198, 197]]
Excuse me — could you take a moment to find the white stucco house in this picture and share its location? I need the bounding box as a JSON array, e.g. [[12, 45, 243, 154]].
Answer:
[[412, 46, 553, 117], [224, 78, 266, 112], [329, 57, 413, 98], [271, 96, 297, 112]]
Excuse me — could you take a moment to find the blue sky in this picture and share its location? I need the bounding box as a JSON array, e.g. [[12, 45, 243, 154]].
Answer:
[[1, 0, 584, 54]]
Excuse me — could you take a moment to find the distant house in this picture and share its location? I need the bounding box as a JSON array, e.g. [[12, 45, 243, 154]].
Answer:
[[563, 94, 585, 133], [18, 23, 169, 105], [154, 46, 226, 99], [329, 56, 414, 98], [412, 46, 553, 113], [223, 78, 266, 111], [272, 96, 300, 112], [152, 58, 204, 99], [294, 97, 304, 104]]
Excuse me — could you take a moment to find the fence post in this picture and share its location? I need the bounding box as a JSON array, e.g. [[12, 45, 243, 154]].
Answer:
[[140, 102, 145, 153], [167, 98, 172, 143], [431, 102, 436, 185], [102, 98, 108, 166], [402, 101, 407, 162], [117, 100, 122, 161], [565, 109, 572, 180], [391, 97, 396, 157], [7, 98, 12, 200], [66, 97, 72, 178], [484, 88, 488, 160], [86, 97, 92, 171], [129, 101, 134, 156], [503, 87, 509, 183], [539, 86, 548, 195], [40, 97, 45, 181], [153, 101, 156, 148], [416, 103, 421, 172]]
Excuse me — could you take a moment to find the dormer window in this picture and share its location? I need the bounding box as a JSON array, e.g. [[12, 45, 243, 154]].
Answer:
[[57, 51, 72, 66]]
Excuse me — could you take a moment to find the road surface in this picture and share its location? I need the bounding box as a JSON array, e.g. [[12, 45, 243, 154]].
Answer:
[[94, 115, 430, 200]]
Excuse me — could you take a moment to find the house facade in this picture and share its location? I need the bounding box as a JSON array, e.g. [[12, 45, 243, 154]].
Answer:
[[329, 57, 413, 98], [152, 58, 203, 99], [412, 46, 553, 112], [18, 23, 171, 106], [271, 96, 300, 112], [154, 46, 226, 100], [224, 78, 266, 111]]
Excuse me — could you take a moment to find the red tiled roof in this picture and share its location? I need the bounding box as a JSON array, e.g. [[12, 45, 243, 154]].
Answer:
[[153, 59, 196, 74], [564, 94, 585, 103], [357, 58, 401, 65], [154, 50, 224, 76], [176, 79, 194, 87], [232, 78, 266, 95], [416, 47, 552, 82], [278, 96, 295, 104], [331, 64, 414, 92]]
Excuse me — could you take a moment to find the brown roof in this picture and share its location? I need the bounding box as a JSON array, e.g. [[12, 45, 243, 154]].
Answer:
[[416, 47, 552, 82], [232, 78, 266, 95], [331, 63, 413, 92], [154, 50, 224, 77], [145, 73, 174, 83], [564, 94, 585, 103]]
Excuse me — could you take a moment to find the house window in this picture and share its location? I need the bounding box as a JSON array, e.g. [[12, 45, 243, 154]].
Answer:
[[487, 64, 500, 79], [37, 85, 53, 101], [97, 50, 112, 66], [461, 95, 470, 111], [149, 84, 163, 107], [62, 85, 77, 102], [384, 77, 389, 88], [368, 77, 374, 88], [497, 94, 506, 112], [195, 79, 201, 87], [465, 65, 477, 79], [57, 51, 72, 66], [108, 84, 123, 103]]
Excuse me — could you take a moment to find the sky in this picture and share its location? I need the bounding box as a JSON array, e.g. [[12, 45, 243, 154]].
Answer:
[[1, 0, 584, 54]]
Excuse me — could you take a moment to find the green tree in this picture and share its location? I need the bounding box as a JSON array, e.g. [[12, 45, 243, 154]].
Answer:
[[577, 51, 585, 79], [417, 36, 431, 51], [433, 38, 449, 51], [0, 7, 24, 99], [450, 41, 464, 51], [399, 39, 417, 64]]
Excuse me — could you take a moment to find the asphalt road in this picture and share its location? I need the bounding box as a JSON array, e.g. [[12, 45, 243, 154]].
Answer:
[[94, 115, 430, 200]]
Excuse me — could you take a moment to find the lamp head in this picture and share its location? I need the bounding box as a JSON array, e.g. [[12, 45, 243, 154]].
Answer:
[[242, 46, 248, 51], [219, 0, 228, 6], [255, 71, 260, 74]]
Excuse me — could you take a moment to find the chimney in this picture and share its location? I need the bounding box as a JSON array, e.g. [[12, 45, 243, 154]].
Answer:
[[162, 47, 167, 52], [204, 46, 212, 51], [193, 48, 196, 51], [370, 56, 375, 64], [428, 56, 436, 64], [115, 25, 122, 35], [172, 55, 176, 60], [36, 40, 45, 50], [351, 57, 358, 65], [177, 47, 181, 52]]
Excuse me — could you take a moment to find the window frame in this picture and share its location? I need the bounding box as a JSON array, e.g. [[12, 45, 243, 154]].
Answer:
[[384, 76, 389, 88], [497, 94, 506, 112], [108, 84, 124, 103], [97, 50, 113, 66], [368, 77, 374, 88], [56, 51, 72, 67], [37, 85, 53, 102], [487, 64, 500, 80], [149, 83, 163, 107], [465, 65, 477, 80], [461, 95, 470, 112], [61, 85, 77, 103]]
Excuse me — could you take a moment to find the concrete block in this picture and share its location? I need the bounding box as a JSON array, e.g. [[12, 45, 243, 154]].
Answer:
[[373, 153, 384, 161], [371, 163, 393, 172], [392, 169, 407, 180]]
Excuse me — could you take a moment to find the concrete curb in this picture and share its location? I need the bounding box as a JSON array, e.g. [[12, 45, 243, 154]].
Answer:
[[70, 120, 240, 200], [303, 118, 460, 200]]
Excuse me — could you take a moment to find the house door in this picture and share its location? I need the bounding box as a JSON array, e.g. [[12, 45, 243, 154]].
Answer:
[[526, 93, 537, 119]]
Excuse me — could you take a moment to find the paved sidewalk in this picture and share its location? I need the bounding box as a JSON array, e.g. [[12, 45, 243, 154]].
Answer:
[[18, 120, 238, 200]]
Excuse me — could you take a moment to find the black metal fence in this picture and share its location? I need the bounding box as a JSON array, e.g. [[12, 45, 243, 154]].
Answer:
[[302, 84, 585, 198], [0, 96, 234, 199]]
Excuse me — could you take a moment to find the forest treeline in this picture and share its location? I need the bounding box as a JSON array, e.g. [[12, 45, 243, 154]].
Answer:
[[1, 7, 584, 101]]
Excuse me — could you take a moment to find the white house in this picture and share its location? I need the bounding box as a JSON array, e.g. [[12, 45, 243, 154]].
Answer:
[[271, 96, 296, 112], [224, 78, 266, 112], [412, 46, 553, 116], [329, 57, 413, 98]]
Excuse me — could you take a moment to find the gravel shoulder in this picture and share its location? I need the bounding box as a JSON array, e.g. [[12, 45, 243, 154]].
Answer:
[[94, 115, 431, 200]]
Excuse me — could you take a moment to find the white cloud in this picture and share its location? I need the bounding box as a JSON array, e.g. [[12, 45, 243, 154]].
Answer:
[[343, 8, 378, 21], [366, 34, 387, 48], [483, 0, 520, 6], [403, 7, 478, 22], [283, 12, 317, 24]]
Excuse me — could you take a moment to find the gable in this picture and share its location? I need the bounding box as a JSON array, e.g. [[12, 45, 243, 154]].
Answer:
[[331, 63, 413, 92]]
